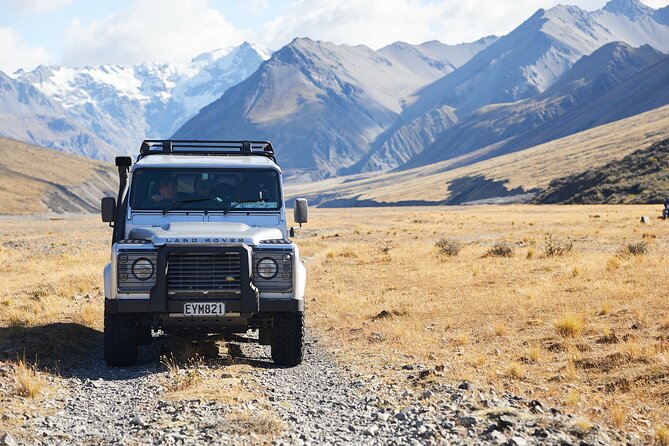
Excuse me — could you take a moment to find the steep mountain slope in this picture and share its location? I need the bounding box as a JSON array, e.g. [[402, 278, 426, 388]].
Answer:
[[377, 36, 497, 82], [0, 72, 118, 160], [173, 37, 495, 181], [535, 138, 669, 204], [285, 104, 669, 206], [358, 0, 669, 174], [0, 137, 115, 214], [402, 42, 666, 169], [15, 42, 268, 159]]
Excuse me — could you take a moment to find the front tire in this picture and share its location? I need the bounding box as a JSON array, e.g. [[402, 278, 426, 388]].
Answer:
[[270, 312, 304, 367], [104, 313, 139, 367]]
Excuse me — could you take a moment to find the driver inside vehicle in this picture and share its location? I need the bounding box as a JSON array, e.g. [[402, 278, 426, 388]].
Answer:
[[151, 177, 177, 203]]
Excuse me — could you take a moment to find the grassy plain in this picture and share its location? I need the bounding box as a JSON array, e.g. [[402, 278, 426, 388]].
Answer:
[[1, 206, 668, 441], [296, 205, 669, 441]]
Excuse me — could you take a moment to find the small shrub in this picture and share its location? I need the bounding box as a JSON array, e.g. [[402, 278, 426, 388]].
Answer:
[[553, 313, 585, 338], [485, 242, 514, 258], [622, 241, 648, 256], [574, 418, 593, 432], [657, 426, 669, 446], [435, 238, 461, 257], [161, 354, 203, 392], [493, 323, 507, 336], [526, 248, 535, 259], [229, 410, 283, 437], [527, 346, 541, 363], [599, 303, 612, 316], [506, 362, 525, 379], [606, 257, 620, 272], [543, 235, 573, 257], [13, 357, 43, 398]]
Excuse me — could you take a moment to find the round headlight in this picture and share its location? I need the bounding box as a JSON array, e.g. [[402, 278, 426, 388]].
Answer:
[[132, 258, 154, 281], [257, 258, 278, 279]]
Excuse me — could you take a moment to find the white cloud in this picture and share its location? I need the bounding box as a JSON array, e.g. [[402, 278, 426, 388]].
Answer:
[[62, 0, 245, 66], [0, 0, 72, 13], [258, 0, 669, 50], [0, 27, 51, 74]]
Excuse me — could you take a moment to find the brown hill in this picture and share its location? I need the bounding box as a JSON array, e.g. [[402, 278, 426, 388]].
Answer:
[[536, 138, 669, 204], [0, 137, 116, 215]]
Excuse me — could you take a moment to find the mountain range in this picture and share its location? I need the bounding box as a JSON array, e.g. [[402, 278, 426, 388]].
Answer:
[[2, 0, 669, 199], [0, 42, 268, 159], [174, 0, 669, 181]]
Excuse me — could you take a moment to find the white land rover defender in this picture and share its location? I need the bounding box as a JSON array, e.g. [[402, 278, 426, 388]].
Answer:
[[100, 140, 308, 367]]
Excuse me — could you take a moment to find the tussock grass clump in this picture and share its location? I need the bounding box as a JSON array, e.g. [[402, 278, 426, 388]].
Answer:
[[484, 242, 514, 258], [553, 313, 585, 338], [229, 410, 283, 437], [13, 357, 43, 398], [622, 241, 649, 257], [435, 238, 461, 257], [161, 354, 204, 392], [610, 404, 627, 429], [543, 234, 574, 257], [656, 426, 669, 446], [506, 362, 525, 379]]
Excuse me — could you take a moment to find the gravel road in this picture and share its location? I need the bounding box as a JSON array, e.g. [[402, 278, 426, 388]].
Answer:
[[1, 332, 639, 445]]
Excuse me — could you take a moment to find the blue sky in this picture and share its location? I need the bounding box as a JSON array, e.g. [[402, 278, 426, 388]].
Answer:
[[0, 0, 667, 73]]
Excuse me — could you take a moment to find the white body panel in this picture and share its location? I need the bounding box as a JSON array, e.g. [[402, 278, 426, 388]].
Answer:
[[103, 153, 306, 307]]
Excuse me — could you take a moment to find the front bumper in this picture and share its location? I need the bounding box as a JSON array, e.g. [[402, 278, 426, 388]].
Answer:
[[105, 297, 304, 314]]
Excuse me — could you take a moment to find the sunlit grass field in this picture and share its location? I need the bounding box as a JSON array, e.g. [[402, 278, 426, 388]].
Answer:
[[1, 205, 668, 440]]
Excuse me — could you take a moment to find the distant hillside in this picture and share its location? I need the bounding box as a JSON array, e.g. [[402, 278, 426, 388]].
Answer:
[[0, 138, 116, 214], [536, 138, 669, 204], [285, 104, 669, 206], [401, 42, 668, 170]]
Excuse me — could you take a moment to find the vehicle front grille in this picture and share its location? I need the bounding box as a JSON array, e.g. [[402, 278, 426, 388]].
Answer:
[[167, 252, 242, 295]]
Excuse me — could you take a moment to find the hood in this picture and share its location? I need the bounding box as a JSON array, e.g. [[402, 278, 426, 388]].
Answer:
[[127, 222, 283, 246]]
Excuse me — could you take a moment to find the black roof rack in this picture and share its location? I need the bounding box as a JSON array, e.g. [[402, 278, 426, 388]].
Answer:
[[137, 140, 277, 163]]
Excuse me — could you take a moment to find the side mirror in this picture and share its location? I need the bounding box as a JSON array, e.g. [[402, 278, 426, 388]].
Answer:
[[101, 197, 116, 223], [294, 198, 308, 225]]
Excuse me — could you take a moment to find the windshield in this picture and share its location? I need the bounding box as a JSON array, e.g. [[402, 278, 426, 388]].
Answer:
[[129, 168, 281, 212]]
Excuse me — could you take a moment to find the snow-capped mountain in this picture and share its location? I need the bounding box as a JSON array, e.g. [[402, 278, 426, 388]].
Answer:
[[173, 37, 497, 180], [14, 42, 268, 159], [0, 71, 118, 159]]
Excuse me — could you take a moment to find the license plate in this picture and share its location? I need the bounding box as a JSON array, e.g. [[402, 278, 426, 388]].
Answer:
[[183, 302, 225, 317]]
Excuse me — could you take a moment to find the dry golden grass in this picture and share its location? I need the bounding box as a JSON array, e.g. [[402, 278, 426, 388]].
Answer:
[[161, 354, 204, 392], [657, 426, 669, 446], [2, 205, 669, 442], [0, 137, 115, 214], [13, 357, 43, 398], [227, 410, 283, 440], [553, 314, 585, 338], [294, 204, 669, 441]]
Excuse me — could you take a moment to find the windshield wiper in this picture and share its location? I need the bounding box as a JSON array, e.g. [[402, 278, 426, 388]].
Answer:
[[162, 198, 210, 215], [222, 199, 266, 215]]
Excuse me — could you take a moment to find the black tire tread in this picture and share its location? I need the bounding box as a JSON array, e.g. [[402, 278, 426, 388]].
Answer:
[[270, 312, 304, 367], [104, 313, 139, 367]]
